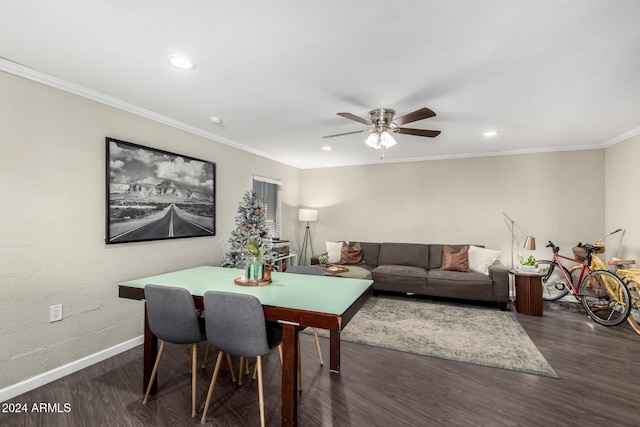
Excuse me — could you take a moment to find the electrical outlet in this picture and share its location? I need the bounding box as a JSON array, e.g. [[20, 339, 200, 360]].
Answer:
[[50, 304, 63, 322]]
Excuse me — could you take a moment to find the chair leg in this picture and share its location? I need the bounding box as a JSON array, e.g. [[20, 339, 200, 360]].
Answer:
[[191, 343, 198, 417], [278, 343, 283, 363], [226, 353, 237, 382], [313, 328, 324, 366], [201, 343, 210, 368], [238, 356, 244, 385], [256, 356, 265, 427], [201, 351, 224, 425], [143, 340, 166, 404]]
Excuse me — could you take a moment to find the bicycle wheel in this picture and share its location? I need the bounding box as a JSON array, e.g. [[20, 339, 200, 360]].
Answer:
[[626, 279, 640, 335], [538, 260, 571, 300], [580, 270, 631, 326]]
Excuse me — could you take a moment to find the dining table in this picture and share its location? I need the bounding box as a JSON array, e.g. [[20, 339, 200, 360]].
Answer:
[[118, 265, 373, 426]]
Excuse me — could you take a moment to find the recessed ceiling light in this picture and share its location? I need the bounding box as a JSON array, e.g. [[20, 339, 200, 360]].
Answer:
[[321, 146, 332, 151], [167, 55, 195, 70], [210, 116, 221, 124], [483, 130, 498, 137]]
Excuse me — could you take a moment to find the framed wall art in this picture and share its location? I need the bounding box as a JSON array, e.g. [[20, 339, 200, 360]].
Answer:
[[106, 137, 215, 244]]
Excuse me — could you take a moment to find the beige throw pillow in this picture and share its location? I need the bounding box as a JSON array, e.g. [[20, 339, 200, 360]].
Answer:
[[326, 241, 346, 264], [468, 245, 501, 275], [441, 245, 470, 272]]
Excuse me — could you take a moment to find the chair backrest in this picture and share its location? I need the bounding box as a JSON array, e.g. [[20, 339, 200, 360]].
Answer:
[[203, 291, 278, 357], [144, 284, 204, 344], [286, 265, 325, 276]]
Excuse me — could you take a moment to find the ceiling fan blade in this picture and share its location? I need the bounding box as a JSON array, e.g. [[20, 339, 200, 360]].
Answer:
[[392, 107, 436, 126], [323, 129, 369, 139], [337, 112, 372, 125], [396, 127, 441, 138]]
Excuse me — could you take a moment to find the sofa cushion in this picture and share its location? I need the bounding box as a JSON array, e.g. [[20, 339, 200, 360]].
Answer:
[[372, 264, 427, 279], [359, 242, 381, 266], [378, 243, 430, 270], [426, 269, 493, 301], [441, 245, 469, 272], [468, 245, 501, 275]]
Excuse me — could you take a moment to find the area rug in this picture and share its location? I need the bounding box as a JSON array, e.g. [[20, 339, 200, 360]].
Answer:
[[310, 296, 558, 378]]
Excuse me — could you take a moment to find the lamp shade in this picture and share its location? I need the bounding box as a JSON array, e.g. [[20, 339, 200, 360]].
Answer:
[[298, 209, 318, 222], [523, 236, 536, 250]]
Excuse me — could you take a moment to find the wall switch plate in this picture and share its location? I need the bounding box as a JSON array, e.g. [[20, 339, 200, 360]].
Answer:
[[50, 304, 63, 322]]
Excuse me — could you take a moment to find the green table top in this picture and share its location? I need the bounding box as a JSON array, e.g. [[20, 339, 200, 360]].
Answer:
[[119, 265, 373, 315]]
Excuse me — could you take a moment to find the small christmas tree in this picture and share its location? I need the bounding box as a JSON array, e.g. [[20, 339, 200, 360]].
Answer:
[[221, 190, 275, 268]]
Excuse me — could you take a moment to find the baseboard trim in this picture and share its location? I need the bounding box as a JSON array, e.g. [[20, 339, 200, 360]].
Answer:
[[0, 335, 143, 403]]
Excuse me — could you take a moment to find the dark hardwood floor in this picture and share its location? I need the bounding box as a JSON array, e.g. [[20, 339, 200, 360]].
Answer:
[[2, 300, 640, 427]]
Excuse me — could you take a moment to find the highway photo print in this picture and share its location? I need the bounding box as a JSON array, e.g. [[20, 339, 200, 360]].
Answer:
[[106, 137, 215, 244]]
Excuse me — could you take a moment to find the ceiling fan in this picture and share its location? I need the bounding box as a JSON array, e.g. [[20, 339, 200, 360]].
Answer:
[[323, 107, 441, 159]]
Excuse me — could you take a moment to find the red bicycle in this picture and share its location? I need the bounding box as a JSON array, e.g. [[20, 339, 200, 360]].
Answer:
[[537, 236, 631, 326]]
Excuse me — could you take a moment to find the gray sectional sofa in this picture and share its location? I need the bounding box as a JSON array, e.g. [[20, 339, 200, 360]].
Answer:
[[312, 242, 510, 309]]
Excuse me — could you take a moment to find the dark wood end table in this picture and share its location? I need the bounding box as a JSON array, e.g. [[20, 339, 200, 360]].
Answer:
[[514, 272, 544, 316]]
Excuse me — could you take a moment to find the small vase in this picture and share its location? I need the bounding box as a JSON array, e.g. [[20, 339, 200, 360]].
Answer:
[[252, 259, 263, 282], [245, 255, 256, 282]]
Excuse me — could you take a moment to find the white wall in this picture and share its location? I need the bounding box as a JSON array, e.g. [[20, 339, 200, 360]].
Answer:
[[605, 136, 640, 259], [299, 150, 605, 268], [0, 70, 300, 389]]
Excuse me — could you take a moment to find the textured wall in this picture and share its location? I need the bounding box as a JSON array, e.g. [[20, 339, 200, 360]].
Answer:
[[0, 71, 300, 389], [299, 149, 606, 268]]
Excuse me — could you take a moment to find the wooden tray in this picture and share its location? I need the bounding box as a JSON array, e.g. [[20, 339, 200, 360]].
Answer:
[[234, 277, 272, 287], [317, 265, 349, 275]]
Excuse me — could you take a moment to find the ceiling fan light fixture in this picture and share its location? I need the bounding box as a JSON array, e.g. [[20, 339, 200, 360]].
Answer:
[[365, 132, 381, 149], [380, 131, 396, 148]]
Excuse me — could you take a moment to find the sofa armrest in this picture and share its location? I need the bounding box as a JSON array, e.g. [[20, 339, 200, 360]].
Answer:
[[488, 260, 509, 302]]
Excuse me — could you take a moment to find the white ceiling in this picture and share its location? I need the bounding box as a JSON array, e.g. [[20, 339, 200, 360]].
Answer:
[[2, 1, 640, 169]]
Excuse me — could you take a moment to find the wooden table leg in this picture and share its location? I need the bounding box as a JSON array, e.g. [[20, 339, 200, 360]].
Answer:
[[329, 330, 340, 373], [280, 323, 299, 427], [143, 303, 158, 394]]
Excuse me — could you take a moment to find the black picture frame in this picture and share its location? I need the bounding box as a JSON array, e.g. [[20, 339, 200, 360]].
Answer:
[[106, 137, 215, 244]]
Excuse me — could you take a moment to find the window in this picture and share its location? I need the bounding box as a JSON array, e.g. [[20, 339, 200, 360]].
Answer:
[[252, 176, 282, 239]]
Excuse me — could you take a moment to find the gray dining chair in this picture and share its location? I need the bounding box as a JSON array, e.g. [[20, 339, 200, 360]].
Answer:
[[143, 284, 206, 418], [200, 291, 283, 427], [286, 265, 325, 367]]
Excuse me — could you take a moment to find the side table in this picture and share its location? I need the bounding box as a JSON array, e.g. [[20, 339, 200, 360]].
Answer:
[[514, 272, 544, 316]]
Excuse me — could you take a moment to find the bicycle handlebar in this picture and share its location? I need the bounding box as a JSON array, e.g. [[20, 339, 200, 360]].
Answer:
[[546, 241, 559, 253]]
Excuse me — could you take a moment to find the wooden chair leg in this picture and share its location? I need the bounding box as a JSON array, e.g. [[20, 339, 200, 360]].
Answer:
[[256, 356, 265, 427], [143, 340, 166, 404], [191, 343, 198, 417], [226, 354, 237, 382], [201, 352, 224, 425], [201, 343, 210, 368], [278, 343, 283, 363], [313, 328, 324, 366], [238, 356, 244, 385]]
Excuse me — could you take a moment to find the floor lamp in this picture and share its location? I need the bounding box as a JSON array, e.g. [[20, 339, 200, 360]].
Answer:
[[503, 212, 536, 302], [299, 209, 318, 265], [503, 212, 536, 270]]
